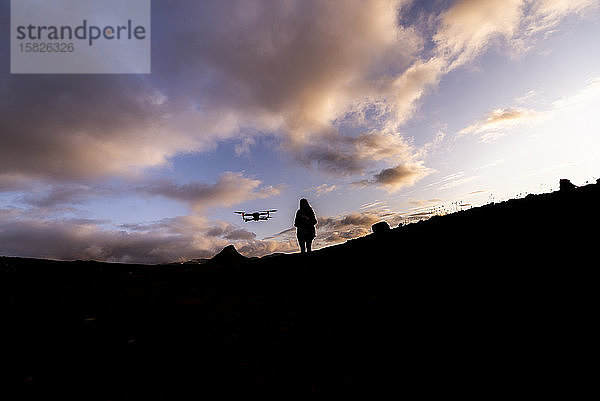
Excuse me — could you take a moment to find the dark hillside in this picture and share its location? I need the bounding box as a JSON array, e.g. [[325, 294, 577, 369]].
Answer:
[[2, 180, 598, 398]]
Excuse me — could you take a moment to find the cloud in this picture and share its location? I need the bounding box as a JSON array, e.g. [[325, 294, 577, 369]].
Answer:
[[408, 198, 444, 206], [434, 0, 524, 70], [458, 107, 542, 141], [391, 0, 598, 125], [262, 226, 296, 241], [458, 77, 600, 141], [0, 212, 205, 263], [2, 0, 590, 185], [0, 210, 288, 263], [318, 212, 381, 230], [391, 56, 447, 123], [3, 170, 284, 217], [234, 137, 256, 157], [0, 174, 33, 192], [306, 184, 337, 197], [475, 159, 505, 171], [265, 209, 396, 247], [424, 171, 482, 191], [433, 0, 598, 69], [373, 163, 432, 191], [6, 172, 282, 215], [551, 77, 600, 111], [521, 0, 598, 38], [314, 207, 416, 245], [0, 72, 195, 181], [205, 221, 257, 241], [0, 0, 428, 184], [316, 211, 382, 244], [154, 0, 424, 176], [1, 0, 593, 184], [375, 0, 526, 124], [139, 172, 283, 211], [15, 184, 110, 208], [294, 127, 422, 175], [1, 0, 597, 263], [236, 240, 297, 257], [438, 175, 481, 190], [355, 162, 432, 193], [359, 200, 387, 210]]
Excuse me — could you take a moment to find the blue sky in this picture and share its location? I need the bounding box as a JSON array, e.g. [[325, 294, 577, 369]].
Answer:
[[1, 0, 600, 262]]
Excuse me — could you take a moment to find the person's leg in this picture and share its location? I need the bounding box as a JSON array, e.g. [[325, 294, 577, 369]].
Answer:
[[306, 240, 312, 253], [298, 238, 306, 253]]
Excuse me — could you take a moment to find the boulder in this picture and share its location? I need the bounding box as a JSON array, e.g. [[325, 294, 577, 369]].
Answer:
[[371, 221, 390, 234], [560, 179, 576, 192]]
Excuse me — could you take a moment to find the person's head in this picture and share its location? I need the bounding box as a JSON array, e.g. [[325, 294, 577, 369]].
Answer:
[[300, 198, 310, 210]]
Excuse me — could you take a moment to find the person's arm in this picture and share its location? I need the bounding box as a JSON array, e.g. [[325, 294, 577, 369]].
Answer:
[[294, 211, 300, 227]]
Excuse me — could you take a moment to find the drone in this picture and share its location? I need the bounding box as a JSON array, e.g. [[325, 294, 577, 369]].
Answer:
[[234, 210, 277, 222]]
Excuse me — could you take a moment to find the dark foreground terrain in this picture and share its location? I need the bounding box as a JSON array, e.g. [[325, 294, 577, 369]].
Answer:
[[2, 180, 598, 399]]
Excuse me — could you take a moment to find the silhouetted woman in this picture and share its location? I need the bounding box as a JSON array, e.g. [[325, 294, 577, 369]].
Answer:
[[294, 198, 317, 253]]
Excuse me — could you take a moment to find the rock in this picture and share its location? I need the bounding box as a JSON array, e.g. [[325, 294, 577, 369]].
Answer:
[[371, 221, 390, 234], [208, 245, 247, 265], [560, 179, 576, 192]]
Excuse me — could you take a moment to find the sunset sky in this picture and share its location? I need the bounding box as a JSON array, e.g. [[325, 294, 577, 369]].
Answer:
[[1, 0, 600, 263]]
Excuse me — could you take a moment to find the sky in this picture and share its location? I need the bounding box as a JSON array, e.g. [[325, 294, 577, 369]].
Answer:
[[1, 0, 600, 263]]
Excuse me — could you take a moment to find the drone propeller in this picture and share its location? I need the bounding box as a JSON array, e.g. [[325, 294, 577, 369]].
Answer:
[[259, 209, 277, 213], [234, 211, 245, 215]]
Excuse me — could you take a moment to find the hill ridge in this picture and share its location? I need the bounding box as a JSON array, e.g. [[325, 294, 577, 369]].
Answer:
[[1, 178, 598, 397]]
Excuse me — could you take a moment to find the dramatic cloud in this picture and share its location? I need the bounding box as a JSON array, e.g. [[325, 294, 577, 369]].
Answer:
[[139, 172, 283, 211], [373, 163, 432, 192], [434, 0, 524, 70], [0, 0, 426, 184], [2, 0, 593, 184], [0, 212, 203, 263], [0, 210, 289, 263], [316, 212, 381, 245], [390, 0, 598, 125], [391, 56, 447, 123], [355, 162, 432, 193], [4, 170, 283, 216], [264, 210, 395, 247], [433, 0, 598, 67], [295, 128, 420, 175], [0, 71, 196, 181], [2, 0, 591, 184], [313, 207, 415, 245], [0, 0, 596, 262]]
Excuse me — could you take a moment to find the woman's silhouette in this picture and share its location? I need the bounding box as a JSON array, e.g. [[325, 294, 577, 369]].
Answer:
[[294, 198, 317, 253]]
